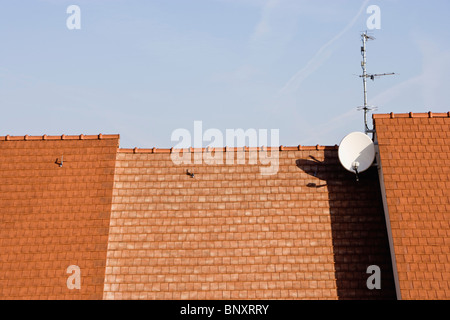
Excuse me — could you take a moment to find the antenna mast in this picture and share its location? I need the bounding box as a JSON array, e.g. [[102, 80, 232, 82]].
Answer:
[[358, 32, 395, 134]]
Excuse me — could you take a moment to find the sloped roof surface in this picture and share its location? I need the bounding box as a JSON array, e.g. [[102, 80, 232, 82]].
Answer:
[[0, 135, 119, 299], [374, 112, 450, 300], [7, 114, 445, 300], [103, 147, 395, 300]]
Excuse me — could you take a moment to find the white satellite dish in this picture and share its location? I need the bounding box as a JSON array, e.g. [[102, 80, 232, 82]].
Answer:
[[338, 132, 375, 179]]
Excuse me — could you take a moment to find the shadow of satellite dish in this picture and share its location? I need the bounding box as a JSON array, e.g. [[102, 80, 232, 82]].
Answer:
[[296, 155, 334, 188]]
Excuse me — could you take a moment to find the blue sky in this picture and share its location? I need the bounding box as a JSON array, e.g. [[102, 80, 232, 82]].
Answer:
[[1, 0, 449, 148]]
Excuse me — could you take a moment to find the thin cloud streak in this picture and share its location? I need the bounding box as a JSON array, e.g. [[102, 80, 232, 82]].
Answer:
[[250, 0, 282, 42], [279, 0, 370, 94], [299, 107, 361, 145], [371, 37, 450, 112]]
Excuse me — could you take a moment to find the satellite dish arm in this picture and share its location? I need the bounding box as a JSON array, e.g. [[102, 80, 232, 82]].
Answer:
[[352, 161, 360, 182], [354, 167, 360, 182]]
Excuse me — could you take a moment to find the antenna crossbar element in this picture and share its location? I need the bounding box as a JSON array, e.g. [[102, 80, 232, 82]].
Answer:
[[360, 72, 396, 81], [357, 105, 378, 112], [363, 33, 375, 41]]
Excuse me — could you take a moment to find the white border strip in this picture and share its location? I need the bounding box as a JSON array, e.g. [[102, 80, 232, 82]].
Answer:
[[374, 132, 402, 300]]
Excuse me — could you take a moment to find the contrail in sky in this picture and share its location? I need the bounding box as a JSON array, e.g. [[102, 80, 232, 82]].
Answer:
[[279, 0, 370, 94]]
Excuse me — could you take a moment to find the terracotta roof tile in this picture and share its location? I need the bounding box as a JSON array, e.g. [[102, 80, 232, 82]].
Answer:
[[0, 135, 119, 299], [3, 124, 433, 300], [103, 148, 395, 300], [0, 134, 120, 141], [373, 112, 450, 119], [374, 112, 450, 300], [117, 145, 339, 155]]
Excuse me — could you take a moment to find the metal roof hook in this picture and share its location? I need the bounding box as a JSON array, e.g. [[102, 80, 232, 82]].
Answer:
[[186, 169, 194, 178], [56, 155, 64, 168]]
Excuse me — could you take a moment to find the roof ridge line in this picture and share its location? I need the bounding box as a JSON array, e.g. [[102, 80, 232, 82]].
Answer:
[[373, 111, 450, 119], [0, 134, 120, 141], [118, 145, 339, 154]]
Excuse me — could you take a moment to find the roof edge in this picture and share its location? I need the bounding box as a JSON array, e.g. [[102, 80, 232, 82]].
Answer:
[[373, 111, 450, 119], [118, 145, 339, 154], [0, 134, 120, 141]]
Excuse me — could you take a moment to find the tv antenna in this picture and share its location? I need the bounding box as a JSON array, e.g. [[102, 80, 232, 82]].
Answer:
[[358, 32, 395, 134]]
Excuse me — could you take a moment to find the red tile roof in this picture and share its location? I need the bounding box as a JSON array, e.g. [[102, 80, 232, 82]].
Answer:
[[1, 134, 120, 141], [103, 148, 395, 300], [374, 112, 450, 300], [0, 135, 119, 299], [3, 111, 448, 300]]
